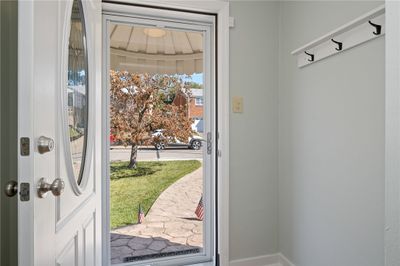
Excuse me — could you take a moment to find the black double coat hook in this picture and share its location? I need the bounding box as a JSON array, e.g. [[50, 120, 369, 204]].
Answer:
[[304, 51, 314, 62], [368, 20, 382, 35], [331, 39, 343, 51]]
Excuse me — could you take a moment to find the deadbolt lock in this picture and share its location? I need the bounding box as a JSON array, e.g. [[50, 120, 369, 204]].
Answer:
[[37, 136, 55, 154]]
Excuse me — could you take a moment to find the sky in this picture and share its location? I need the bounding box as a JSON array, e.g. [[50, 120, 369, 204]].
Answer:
[[182, 73, 203, 85]]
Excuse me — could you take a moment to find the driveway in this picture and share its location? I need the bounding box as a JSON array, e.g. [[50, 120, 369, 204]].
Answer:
[[110, 146, 202, 162]]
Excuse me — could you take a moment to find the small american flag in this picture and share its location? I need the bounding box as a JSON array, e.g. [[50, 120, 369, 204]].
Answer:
[[138, 204, 144, 224], [195, 195, 204, 221]]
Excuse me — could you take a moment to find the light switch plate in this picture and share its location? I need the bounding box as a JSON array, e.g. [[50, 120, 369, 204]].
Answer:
[[232, 96, 243, 113], [229, 16, 235, 28]]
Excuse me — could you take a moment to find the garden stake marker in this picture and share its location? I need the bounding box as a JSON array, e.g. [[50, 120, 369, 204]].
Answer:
[[138, 204, 144, 224]]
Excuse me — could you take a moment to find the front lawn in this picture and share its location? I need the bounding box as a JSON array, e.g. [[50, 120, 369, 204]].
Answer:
[[110, 160, 201, 229]]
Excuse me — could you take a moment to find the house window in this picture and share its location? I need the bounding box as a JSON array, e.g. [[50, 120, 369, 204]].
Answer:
[[195, 97, 203, 106]]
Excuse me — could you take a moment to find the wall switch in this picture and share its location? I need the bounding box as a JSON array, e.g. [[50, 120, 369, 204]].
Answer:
[[232, 96, 243, 113], [229, 17, 235, 28]]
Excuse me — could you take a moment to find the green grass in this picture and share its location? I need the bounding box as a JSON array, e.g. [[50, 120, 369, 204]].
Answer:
[[69, 126, 81, 139], [110, 160, 201, 229]]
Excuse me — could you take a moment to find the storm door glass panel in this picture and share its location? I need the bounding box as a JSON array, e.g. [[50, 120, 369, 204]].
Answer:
[[108, 21, 212, 266], [67, 0, 88, 184]]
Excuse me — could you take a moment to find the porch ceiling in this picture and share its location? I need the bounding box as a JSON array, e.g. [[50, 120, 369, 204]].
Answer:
[[109, 24, 204, 75]]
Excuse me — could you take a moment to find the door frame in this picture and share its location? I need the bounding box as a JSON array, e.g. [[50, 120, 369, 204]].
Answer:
[[385, 2, 400, 265], [101, 1, 229, 266], [1, 1, 18, 265]]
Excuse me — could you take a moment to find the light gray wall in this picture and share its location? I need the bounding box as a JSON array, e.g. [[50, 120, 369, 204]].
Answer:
[[278, 2, 385, 266], [229, 1, 279, 260], [0, 2, 388, 265], [1, 1, 18, 266]]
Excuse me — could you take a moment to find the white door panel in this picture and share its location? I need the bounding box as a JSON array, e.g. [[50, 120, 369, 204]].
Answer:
[[18, 0, 102, 265]]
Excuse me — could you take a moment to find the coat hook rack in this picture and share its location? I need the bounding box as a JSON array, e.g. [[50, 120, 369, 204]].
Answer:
[[291, 4, 384, 68], [368, 20, 382, 35], [304, 51, 314, 62], [331, 39, 343, 51]]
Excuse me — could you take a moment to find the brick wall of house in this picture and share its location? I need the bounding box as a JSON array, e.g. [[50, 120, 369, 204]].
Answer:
[[172, 93, 187, 107], [172, 92, 204, 119], [189, 98, 203, 118]]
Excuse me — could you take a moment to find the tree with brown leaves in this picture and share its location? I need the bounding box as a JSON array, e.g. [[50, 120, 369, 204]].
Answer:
[[110, 70, 193, 168]]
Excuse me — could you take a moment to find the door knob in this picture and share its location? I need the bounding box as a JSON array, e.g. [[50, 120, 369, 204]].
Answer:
[[4, 180, 18, 197], [37, 178, 65, 198]]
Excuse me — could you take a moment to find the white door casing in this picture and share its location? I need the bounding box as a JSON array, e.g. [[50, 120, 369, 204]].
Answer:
[[18, 1, 102, 266], [101, 2, 229, 265]]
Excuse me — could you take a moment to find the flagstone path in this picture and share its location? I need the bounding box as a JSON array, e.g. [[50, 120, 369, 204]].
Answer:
[[110, 167, 204, 264]]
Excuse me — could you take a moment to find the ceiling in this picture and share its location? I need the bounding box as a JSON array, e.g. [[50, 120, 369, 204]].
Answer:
[[109, 24, 204, 75]]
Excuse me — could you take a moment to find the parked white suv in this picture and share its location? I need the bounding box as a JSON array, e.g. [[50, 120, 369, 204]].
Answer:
[[152, 129, 204, 150]]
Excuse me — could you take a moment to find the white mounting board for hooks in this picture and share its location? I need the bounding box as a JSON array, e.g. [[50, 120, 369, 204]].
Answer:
[[291, 4, 385, 68]]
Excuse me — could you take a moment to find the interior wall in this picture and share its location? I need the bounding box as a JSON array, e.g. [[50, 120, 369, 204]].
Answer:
[[278, 1, 385, 266], [229, 1, 279, 261], [0, 1, 388, 265], [0, 1, 18, 266]]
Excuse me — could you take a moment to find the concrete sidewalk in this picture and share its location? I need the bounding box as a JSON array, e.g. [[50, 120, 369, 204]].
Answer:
[[111, 167, 204, 264]]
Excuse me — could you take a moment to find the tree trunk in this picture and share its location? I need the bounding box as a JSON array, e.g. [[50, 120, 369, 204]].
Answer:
[[128, 144, 138, 169]]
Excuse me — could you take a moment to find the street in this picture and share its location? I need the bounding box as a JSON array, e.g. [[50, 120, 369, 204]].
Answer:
[[110, 146, 203, 162]]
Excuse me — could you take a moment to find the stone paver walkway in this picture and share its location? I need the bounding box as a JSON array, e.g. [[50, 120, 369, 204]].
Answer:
[[111, 167, 203, 264]]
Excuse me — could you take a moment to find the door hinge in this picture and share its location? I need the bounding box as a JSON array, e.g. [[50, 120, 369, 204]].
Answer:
[[207, 132, 212, 155], [216, 253, 220, 266]]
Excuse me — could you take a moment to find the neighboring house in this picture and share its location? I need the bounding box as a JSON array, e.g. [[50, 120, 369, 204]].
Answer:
[[67, 85, 87, 131], [172, 88, 204, 133]]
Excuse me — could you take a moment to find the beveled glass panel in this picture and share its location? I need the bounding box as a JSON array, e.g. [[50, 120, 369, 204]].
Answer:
[[67, 0, 88, 185]]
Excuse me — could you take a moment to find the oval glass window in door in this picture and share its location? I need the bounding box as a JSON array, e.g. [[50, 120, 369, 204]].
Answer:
[[67, 0, 88, 185]]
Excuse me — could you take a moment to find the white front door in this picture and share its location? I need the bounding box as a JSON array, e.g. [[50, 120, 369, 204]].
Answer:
[[17, 1, 102, 265]]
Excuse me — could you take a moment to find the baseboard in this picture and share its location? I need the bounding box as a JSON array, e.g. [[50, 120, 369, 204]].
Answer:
[[278, 253, 295, 266], [230, 253, 295, 266]]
